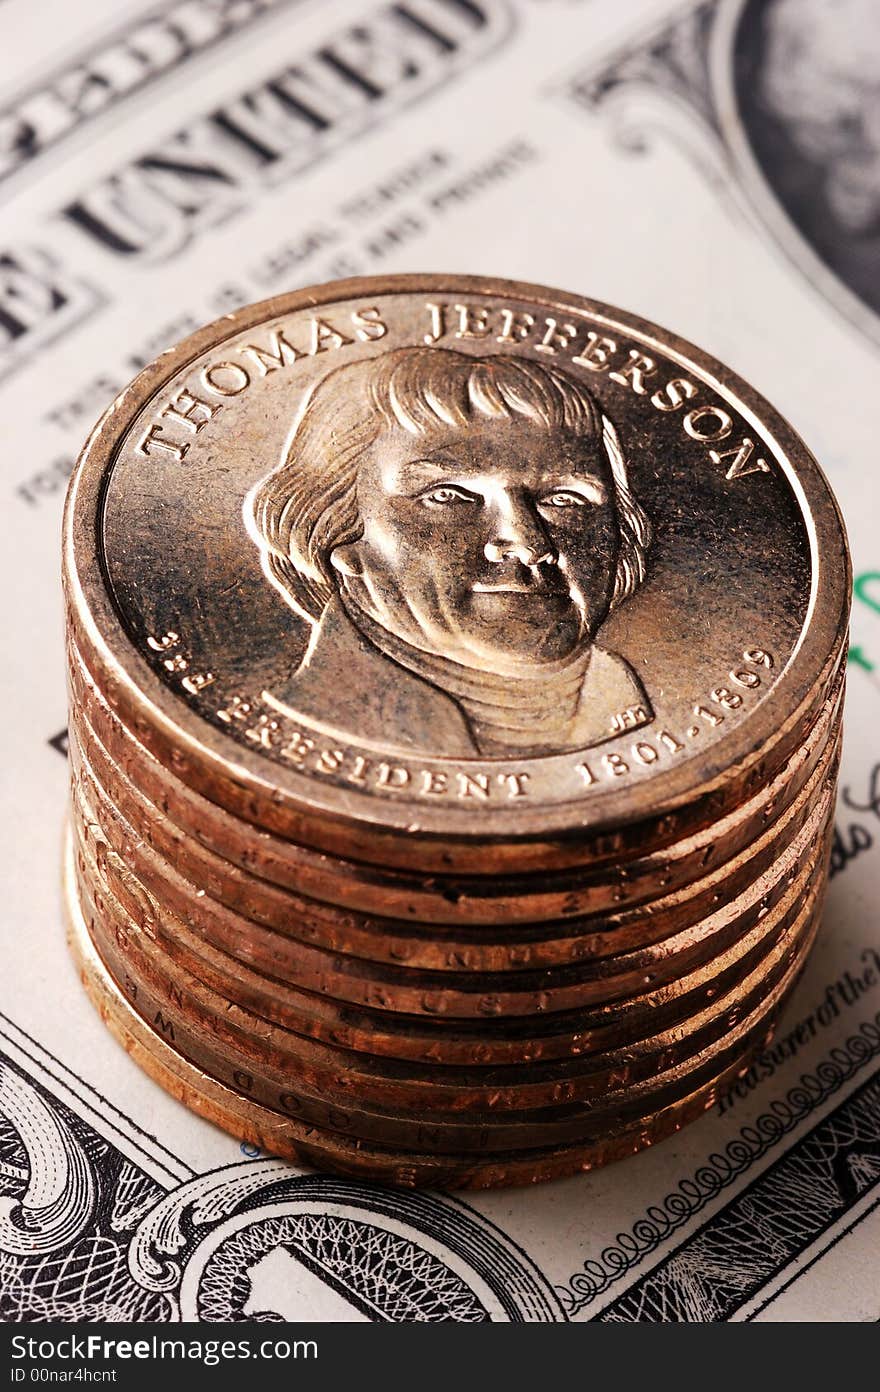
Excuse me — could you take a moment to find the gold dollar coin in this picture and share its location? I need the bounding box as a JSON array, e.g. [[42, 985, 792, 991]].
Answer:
[[62, 275, 850, 1187], [64, 276, 849, 872]]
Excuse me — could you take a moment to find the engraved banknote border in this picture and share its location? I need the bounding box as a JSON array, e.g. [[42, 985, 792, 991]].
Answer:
[[559, 1009, 880, 1315], [596, 1064, 880, 1321], [0, 1011, 565, 1322]]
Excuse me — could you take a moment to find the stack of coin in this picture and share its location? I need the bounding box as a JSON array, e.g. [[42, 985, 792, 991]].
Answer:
[[62, 275, 850, 1188]]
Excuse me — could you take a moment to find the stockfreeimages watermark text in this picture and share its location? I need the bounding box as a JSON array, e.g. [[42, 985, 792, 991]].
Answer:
[[11, 1334, 317, 1373]]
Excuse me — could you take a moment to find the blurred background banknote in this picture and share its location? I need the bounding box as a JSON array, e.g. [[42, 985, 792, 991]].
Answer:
[[0, 0, 878, 1322]]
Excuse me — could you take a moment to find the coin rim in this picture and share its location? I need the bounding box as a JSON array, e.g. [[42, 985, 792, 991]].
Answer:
[[72, 781, 831, 1029], [63, 828, 824, 1187], [71, 718, 838, 996], [73, 787, 832, 1070], [73, 834, 825, 1123]]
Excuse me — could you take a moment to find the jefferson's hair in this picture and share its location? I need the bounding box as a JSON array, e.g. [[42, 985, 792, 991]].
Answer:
[[245, 346, 652, 624]]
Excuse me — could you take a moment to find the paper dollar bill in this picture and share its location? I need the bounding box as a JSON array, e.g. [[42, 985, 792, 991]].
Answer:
[[1, 0, 878, 1322]]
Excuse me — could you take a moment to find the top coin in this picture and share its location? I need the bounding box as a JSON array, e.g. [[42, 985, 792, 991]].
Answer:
[[64, 275, 849, 867]]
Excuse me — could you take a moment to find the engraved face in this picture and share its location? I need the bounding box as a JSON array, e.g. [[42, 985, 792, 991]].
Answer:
[[330, 416, 620, 671], [244, 345, 657, 756]]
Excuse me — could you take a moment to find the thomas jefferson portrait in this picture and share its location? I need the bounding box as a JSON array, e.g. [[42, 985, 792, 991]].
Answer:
[[244, 346, 654, 758]]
